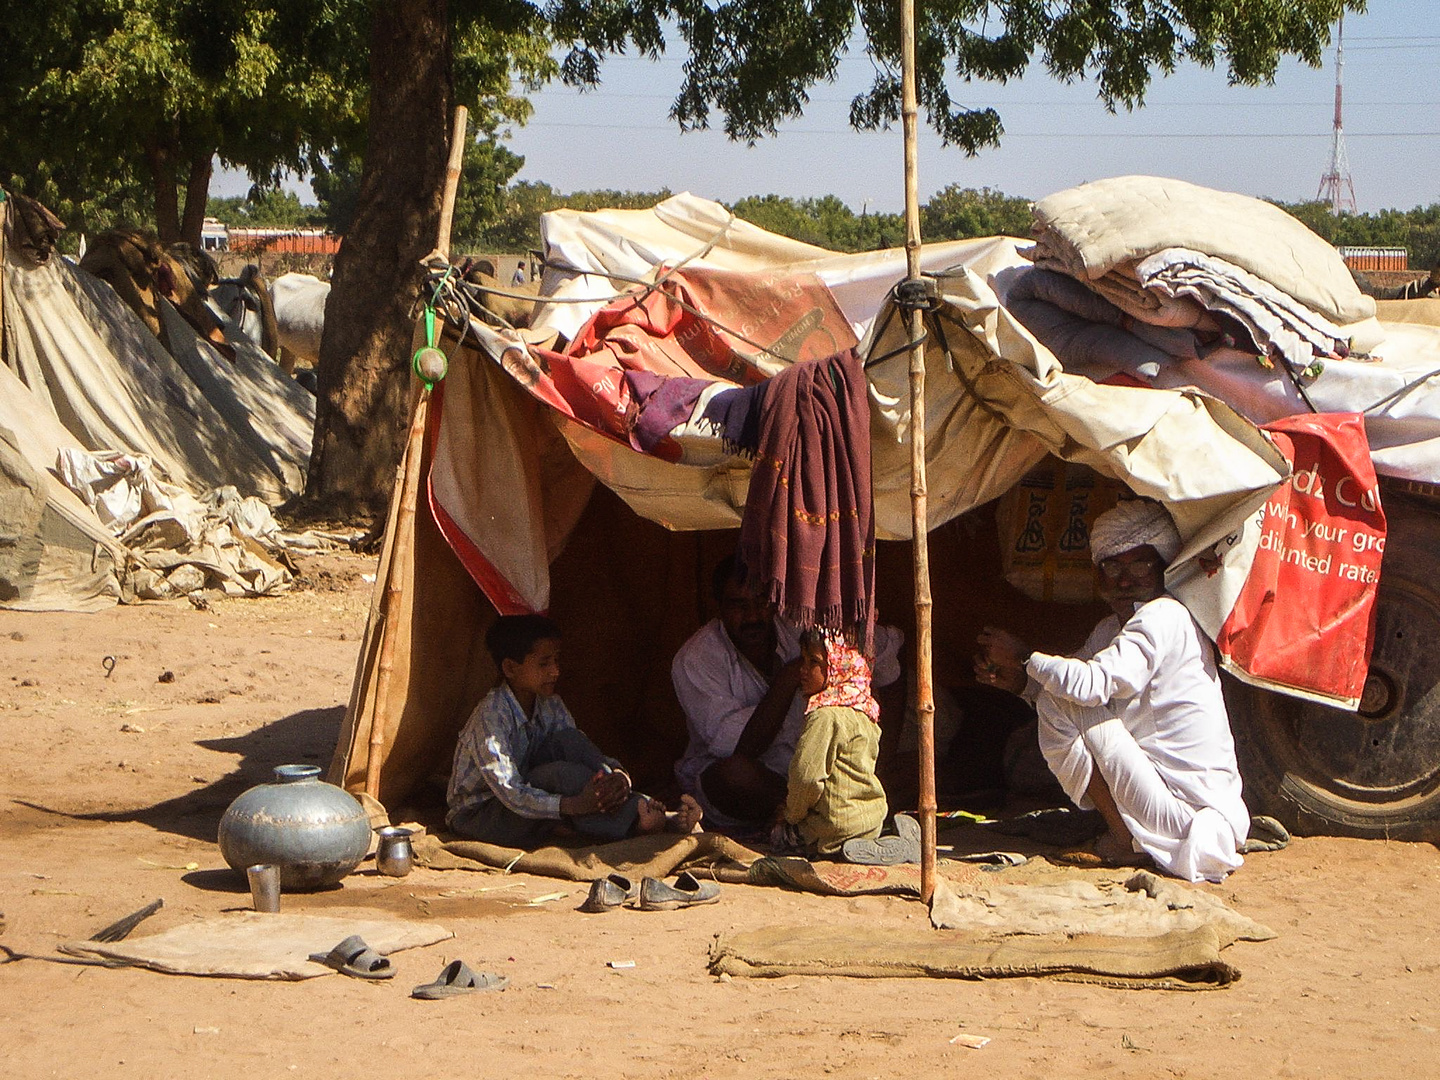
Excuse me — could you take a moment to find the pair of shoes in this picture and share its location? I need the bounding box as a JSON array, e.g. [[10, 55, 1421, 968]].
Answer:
[[636, 872, 720, 911], [579, 873, 638, 913], [308, 935, 394, 980], [841, 814, 921, 866], [411, 959, 509, 999]]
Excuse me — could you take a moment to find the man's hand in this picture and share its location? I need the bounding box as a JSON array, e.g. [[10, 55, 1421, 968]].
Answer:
[[974, 625, 1031, 695]]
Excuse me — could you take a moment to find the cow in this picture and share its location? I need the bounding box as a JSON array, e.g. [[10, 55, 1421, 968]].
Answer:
[[269, 271, 329, 372], [210, 264, 281, 363]]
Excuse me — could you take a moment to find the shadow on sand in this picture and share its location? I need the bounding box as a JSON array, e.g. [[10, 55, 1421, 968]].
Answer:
[[14, 705, 347, 844]]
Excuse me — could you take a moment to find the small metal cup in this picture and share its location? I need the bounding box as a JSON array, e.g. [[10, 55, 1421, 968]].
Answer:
[[374, 827, 414, 878], [246, 863, 281, 912]]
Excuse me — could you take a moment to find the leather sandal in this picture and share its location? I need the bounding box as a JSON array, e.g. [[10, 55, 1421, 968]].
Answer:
[[841, 813, 921, 866], [411, 959, 509, 999], [636, 871, 720, 911], [578, 873, 638, 913]]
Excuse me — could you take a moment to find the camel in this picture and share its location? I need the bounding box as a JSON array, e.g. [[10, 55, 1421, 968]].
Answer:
[[78, 229, 235, 360]]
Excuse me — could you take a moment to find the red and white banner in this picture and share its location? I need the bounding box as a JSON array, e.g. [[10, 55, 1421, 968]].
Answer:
[[1216, 413, 1385, 708]]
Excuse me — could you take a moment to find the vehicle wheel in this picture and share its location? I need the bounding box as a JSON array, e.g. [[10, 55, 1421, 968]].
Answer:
[[1224, 490, 1440, 839]]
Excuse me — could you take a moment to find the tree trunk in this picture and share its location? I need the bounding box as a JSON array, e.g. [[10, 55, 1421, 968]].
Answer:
[[144, 136, 182, 244], [180, 152, 213, 248], [303, 0, 453, 518]]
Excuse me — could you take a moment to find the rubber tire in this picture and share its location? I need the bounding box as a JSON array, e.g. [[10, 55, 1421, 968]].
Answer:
[[1224, 489, 1440, 840]]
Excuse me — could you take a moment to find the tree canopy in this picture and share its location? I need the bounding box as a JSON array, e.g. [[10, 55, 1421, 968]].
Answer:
[[549, 0, 1363, 152]]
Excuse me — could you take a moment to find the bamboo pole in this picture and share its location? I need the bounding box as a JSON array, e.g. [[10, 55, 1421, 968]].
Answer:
[[900, 0, 938, 905], [363, 104, 469, 800], [435, 106, 469, 263]]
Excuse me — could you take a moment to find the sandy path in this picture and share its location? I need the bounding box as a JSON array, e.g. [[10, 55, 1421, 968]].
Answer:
[[3, 551, 1438, 1079]]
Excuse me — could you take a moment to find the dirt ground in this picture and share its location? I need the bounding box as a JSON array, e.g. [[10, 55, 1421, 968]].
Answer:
[[3, 550, 1439, 1079]]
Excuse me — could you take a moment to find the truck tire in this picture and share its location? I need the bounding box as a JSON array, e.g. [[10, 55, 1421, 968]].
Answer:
[[1224, 489, 1440, 840]]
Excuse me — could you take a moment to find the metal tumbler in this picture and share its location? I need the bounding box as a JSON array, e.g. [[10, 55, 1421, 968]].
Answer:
[[246, 863, 281, 912]]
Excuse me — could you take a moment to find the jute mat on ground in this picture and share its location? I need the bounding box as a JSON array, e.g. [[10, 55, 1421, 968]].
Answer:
[[59, 912, 451, 979], [712, 871, 1274, 990], [416, 830, 759, 882], [710, 922, 1240, 990]]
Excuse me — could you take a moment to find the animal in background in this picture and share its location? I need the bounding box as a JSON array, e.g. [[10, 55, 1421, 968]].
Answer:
[[79, 229, 235, 359], [210, 264, 282, 362], [269, 271, 330, 370]]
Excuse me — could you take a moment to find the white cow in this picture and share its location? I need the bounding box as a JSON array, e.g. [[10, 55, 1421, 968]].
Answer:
[[270, 272, 330, 370]]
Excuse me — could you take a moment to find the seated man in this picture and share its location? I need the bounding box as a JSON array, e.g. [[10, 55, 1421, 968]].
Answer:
[[671, 556, 902, 829], [448, 613, 701, 847], [974, 499, 1249, 882]]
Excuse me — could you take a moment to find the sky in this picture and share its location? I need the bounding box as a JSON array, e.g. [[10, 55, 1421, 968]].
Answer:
[[216, 4, 1437, 216]]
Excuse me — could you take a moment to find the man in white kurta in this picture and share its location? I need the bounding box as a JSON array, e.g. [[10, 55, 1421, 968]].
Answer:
[[977, 500, 1249, 883]]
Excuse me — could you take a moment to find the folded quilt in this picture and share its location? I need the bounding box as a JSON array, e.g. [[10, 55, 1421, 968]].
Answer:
[[1030, 175, 1375, 326]]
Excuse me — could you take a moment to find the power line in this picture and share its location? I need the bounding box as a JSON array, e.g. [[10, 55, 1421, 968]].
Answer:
[[528, 88, 1438, 108], [514, 120, 1440, 138]]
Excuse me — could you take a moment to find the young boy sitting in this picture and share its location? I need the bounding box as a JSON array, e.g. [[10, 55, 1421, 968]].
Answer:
[[447, 613, 702, 847]]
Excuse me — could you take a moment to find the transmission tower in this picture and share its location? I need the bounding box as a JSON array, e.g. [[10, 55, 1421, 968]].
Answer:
[[1316, 15, 1357, 214]]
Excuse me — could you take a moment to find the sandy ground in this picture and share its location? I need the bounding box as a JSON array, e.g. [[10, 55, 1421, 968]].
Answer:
[[3, 550, 1439, 1079]]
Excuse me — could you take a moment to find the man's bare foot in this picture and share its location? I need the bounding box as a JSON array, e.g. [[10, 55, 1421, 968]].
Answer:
[[634, 795, 704, 835], [1094, 830, 1148, 866]]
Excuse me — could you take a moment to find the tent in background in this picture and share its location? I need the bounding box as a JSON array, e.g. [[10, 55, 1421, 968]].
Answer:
[[0, 193, 315, 610]]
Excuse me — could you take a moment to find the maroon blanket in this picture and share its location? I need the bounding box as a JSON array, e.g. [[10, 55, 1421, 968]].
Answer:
[[739, 350, 875, 649]]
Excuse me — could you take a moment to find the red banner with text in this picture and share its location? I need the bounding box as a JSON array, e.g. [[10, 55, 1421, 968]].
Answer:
[[1216, 413, 1385, 708]]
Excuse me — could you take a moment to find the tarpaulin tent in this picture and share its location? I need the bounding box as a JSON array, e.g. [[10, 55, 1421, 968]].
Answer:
[[0, 193, 316, 610], [330, 190, 1367, 810]]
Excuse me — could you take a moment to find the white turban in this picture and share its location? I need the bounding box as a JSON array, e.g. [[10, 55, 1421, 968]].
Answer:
[[1088, 500, 1182, 565]]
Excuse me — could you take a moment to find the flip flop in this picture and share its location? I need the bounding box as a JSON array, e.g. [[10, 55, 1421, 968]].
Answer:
[[578, 873, 638, 913], [841, 813, 921, 866], [307, 934, 395, 980], [410, 959, 509, 999], [636, 871, 721, 911]]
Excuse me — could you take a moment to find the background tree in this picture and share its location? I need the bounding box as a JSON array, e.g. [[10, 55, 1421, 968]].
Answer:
[[313, 0, 1361, 517], [921, 185, 1033, 242], [0, 0, 369, 245], [305, 0, 553, 515]]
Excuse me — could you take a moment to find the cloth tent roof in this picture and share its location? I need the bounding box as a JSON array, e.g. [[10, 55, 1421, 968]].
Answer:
[[331, 192, 1303, 807]]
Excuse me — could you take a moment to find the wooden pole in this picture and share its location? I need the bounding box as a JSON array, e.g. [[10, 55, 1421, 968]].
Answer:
[[435, 105, 469, 263], [900, 0, 938, 905], [365, 388, 428, 799], [363, 104, 469, 800]]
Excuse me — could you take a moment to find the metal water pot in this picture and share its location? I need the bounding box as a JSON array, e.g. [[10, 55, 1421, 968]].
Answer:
[[218, 764, 371, 890]]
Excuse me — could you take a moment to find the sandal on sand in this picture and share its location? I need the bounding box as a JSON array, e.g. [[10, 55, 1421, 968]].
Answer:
[[842, 813, 921, 866], [411, 960, 509, 999], [307, 935, 395, 980], [637, 872, 720, 911], [578, 874, 638, 913]]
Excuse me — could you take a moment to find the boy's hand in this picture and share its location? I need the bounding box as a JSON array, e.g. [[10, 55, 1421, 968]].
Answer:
[[591, 769, 630, 813]]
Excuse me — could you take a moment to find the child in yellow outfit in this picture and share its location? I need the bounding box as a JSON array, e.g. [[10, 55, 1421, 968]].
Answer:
[[772, 628, 913, 862]]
